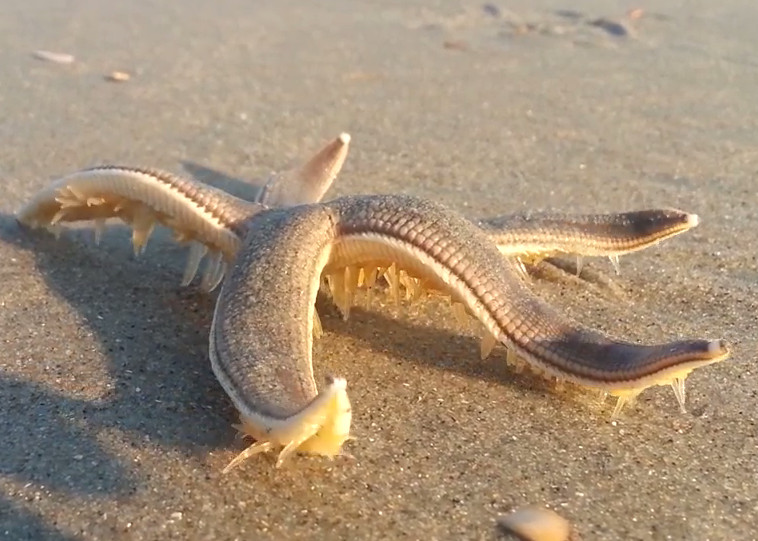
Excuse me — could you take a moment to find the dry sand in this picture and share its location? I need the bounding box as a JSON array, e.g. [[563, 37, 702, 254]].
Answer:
[[1, 0, 757, 539]]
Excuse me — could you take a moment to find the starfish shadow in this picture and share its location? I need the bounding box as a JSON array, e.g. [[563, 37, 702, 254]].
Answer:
[[0, 495, 79, 541], [0, 214, 236, 505]]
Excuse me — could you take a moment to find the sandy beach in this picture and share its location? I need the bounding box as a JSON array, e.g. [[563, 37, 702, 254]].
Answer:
[[1, 0, 757, 539]]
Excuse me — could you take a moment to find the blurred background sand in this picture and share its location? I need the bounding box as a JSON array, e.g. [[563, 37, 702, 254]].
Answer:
[[1, 0, 756, 539]]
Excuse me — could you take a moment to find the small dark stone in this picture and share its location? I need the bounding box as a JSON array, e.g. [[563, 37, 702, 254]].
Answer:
[[588, 18, 629, 37], [482, 4, 501, 18]]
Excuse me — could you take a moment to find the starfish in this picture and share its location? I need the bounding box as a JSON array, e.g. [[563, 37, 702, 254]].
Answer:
[[15, 132, 729, 471]]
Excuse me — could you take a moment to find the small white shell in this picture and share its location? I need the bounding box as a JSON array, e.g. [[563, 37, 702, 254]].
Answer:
[[497, 506, 571, 541], [106, 71, 130, 82], [32, 50, 75, 64]]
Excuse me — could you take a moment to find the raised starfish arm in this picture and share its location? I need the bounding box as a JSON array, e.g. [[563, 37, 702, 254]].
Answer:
[[255, 133, 351, 208], [16, 166, 260, 290]]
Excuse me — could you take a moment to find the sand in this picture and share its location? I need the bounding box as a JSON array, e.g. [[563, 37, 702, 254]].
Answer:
[[1, 0, 757, 539]]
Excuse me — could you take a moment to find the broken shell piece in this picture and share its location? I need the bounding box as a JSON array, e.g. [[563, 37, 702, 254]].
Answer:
[[33, 50, 75, 64], [497, 506, 571, 541], [106, 71, 130, 82]]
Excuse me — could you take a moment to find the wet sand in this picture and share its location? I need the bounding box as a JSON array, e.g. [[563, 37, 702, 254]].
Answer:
[[1, 0, 757, 539]]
